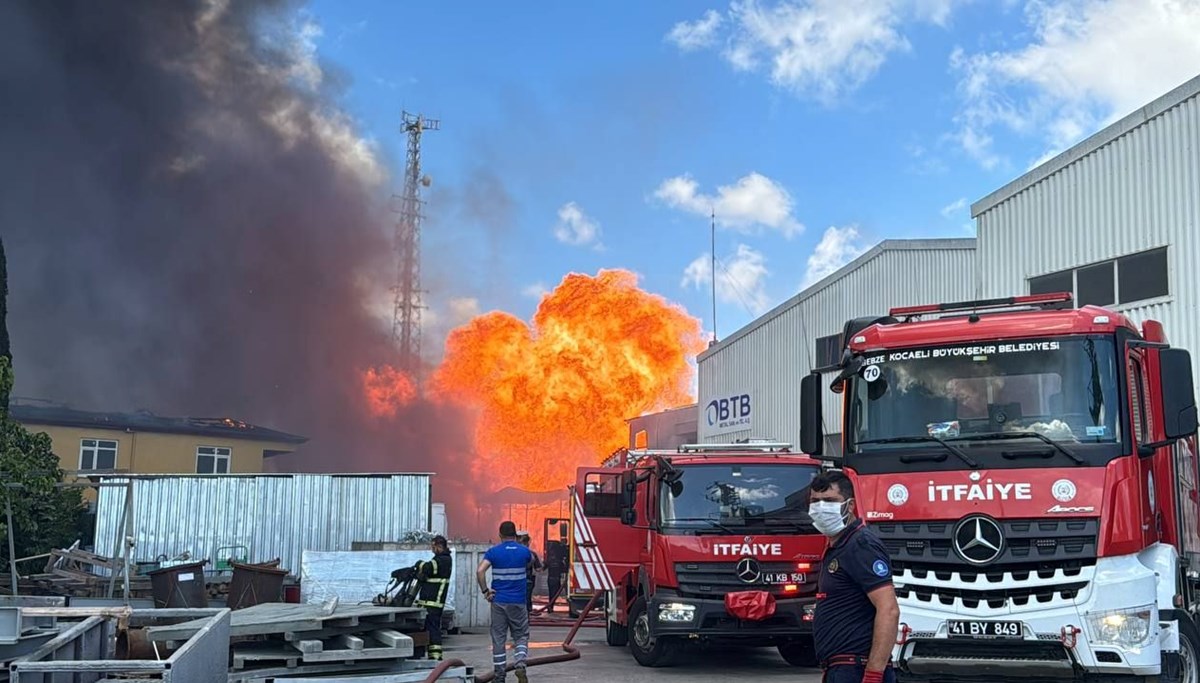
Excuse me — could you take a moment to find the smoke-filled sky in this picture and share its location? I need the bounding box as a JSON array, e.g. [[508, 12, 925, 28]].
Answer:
[[1, 0, 413, 453]]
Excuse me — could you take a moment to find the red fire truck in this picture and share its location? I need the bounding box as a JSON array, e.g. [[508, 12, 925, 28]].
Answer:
[[568, 442, 827, 667], [799, 292, 1200, 682]]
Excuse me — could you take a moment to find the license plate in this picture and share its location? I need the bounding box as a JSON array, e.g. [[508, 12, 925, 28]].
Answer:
[[762, 572, 807, 584], [947, 620, 1023, 639]]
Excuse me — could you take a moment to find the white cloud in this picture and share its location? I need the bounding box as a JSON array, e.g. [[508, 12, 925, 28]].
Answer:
[[522, 282, 550, 300], [670, 1, 979, 103], [804, 225, 869, 286], [682, 245, 773, 315], [940, 197, 968, 219], [951, 0, 1200, 168], [654, 172, 803, 237], [666, 9, 725, 50], [553, 202, 603, 249], [724, 0, 911, 103]]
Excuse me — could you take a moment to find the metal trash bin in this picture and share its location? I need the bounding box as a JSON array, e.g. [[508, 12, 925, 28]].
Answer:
[[226, 559, 288, 610], [147, 560, 209, 608]]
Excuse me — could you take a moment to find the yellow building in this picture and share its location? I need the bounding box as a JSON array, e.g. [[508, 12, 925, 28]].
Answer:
[[11, 403, 308, 478]]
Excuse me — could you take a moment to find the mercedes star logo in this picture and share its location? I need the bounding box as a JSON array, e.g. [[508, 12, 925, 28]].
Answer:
[[953, 515, 1005, 565], [735, 557, 761, 584]]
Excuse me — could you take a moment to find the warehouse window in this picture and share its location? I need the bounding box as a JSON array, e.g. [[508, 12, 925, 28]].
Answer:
[[79, 439, 118, 470], [1028, 247, 1168, 307], [1076, 262, 1114, 307], [1117, 248, 1168, 304], [197, 446, 231, 474], [814, 333, 842, 369]]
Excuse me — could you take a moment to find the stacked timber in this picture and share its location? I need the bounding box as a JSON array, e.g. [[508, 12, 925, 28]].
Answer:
[[144, 602, 446, 681]]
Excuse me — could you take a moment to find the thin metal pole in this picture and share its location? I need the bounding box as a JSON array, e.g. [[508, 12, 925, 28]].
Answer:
[[122, 481, 133, 601], [710, 207, 718, 343], [6, 495, 18, 596]]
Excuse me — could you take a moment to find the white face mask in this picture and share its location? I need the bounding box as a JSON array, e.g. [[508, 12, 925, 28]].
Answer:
[[809, 499, 852, 536]]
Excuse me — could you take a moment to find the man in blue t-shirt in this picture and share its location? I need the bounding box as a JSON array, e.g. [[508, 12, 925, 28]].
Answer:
[[477, 520, 534, 683]]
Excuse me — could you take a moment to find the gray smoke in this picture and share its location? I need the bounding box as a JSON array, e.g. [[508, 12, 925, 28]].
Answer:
[[0, 0, 481, 521]]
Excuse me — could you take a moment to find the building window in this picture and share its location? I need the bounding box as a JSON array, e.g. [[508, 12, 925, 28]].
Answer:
[[1028, 247, 1168, 307], [197, 446, 231, 474], [814, 333, 843, 369], [79, 439, 117, 470], [1117, 248, 1169, 304]]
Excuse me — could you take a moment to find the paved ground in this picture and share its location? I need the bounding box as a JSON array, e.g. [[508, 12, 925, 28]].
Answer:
[[441, 625, 824, 682]]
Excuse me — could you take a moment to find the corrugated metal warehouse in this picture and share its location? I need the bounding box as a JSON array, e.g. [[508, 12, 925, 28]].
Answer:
[[974, 74, 1200, 390], [697, 239, 978, 454], [698, 73, 1200, 452]]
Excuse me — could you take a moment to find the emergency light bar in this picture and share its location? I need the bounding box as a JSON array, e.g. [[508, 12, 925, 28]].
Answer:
[[889, 292, 1073, 318], [677, 442, 792, 453]]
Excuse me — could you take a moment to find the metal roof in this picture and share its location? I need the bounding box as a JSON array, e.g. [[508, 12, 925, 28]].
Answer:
[[972, 73, 1200, 217], [9, 402, 309, 444], [698, 238, 977, 362]]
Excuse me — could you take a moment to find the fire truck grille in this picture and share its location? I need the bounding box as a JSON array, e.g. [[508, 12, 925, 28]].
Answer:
[[873, 518, 1098, 574], [895, 581, 1088, 609], [909, 639, 1071, 662], [674, 562, 816, 599]]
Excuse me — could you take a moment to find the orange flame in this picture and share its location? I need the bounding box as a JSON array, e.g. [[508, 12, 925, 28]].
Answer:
[[429, 269, 705, 492], [361, 365, 417, 418]]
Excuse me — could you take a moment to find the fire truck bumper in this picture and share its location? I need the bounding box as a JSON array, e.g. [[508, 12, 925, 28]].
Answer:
[[891, 552, 1176, 682], [648, 595, 813, 640]]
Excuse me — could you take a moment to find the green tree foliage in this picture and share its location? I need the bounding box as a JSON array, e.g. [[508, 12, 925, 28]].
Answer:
[[0, 237, 86, 572]]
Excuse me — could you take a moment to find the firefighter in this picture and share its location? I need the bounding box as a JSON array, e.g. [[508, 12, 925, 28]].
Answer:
[[518, 531, 542, 614], [809, 470, 901, 683], [414, 535, 452, 661]]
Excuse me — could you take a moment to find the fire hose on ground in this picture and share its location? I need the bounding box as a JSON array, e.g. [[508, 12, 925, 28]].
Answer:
[[421, 591, 602, 683]]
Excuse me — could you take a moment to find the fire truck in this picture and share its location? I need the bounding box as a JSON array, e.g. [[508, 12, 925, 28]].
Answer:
[[799, 292, 1200, 682], [568, 442, 827, 667]]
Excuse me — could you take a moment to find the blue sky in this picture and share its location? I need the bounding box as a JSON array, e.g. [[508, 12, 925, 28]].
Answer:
[[302, 0, 1200, 351]]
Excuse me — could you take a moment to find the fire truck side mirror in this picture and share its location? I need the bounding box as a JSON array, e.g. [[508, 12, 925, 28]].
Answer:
[[800, 373, 824, 456], [1160, 348, 1199, 439], [619, 471, 637, 526]]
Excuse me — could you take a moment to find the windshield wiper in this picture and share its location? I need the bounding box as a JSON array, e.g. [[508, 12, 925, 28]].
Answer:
[[667, 517, 742, 534], [948, 432, 1086, 466], [855, 436, 979, 468]]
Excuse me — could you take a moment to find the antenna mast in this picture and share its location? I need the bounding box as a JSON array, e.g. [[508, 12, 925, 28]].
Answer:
[[392, 111, 439, 379]]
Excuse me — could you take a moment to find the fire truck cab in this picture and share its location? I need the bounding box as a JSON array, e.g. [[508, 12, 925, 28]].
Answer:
[[571, 442, 827, 667], [800, 293, 1200, 682]]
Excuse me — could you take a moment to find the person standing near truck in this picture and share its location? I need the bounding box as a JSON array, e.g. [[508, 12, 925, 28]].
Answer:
[[808, 470, 901, 683], [477, 521, 533, 683], [414, 535, 452, 661], [517, 530, 543, 614]]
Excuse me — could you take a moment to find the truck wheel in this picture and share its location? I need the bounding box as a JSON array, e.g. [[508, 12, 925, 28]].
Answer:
[[606, 617, 628, 647], [628, 597, 677, 667], [777, 638, 818, 667], [1179, 615, 1200, 683]]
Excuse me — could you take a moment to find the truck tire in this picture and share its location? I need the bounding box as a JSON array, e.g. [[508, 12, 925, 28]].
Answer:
[[778, 638, 818, 667], [606, 617, 628, 647], [1176, 614, 1200, 683], [628, 597, 678, 667]]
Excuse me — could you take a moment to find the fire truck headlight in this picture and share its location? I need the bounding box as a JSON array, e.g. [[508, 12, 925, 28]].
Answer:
[[1086, 605, 1155, 650], [658, 602, 697, 623]]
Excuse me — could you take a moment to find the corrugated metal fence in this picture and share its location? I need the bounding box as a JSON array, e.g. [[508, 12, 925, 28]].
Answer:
[[95, 474, 432, 576]]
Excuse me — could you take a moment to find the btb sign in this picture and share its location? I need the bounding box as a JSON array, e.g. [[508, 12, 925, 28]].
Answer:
[[705, 391, 753, 436]]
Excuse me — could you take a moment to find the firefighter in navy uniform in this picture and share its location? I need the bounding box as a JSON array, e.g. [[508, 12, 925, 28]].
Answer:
[[415, 535, 453, 661], [809, 470, 901, 683]]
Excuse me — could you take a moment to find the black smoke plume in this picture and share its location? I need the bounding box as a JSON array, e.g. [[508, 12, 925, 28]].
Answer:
[[0, 0, 482, 533]]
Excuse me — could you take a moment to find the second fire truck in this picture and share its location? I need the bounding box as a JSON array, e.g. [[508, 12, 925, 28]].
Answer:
[[569, 442, 828, 667]]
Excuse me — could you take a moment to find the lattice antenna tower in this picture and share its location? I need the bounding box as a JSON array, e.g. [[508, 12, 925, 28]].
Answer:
[[391, 110, 439, 377]]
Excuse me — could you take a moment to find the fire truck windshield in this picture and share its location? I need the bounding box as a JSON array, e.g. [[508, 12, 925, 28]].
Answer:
[[845, 336, 1123, 471], [658, 463, 818, 534]]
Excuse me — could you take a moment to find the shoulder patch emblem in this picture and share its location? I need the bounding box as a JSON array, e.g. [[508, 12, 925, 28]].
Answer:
[[828, 558, 839, 573], [872, 559, 890, 577]]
